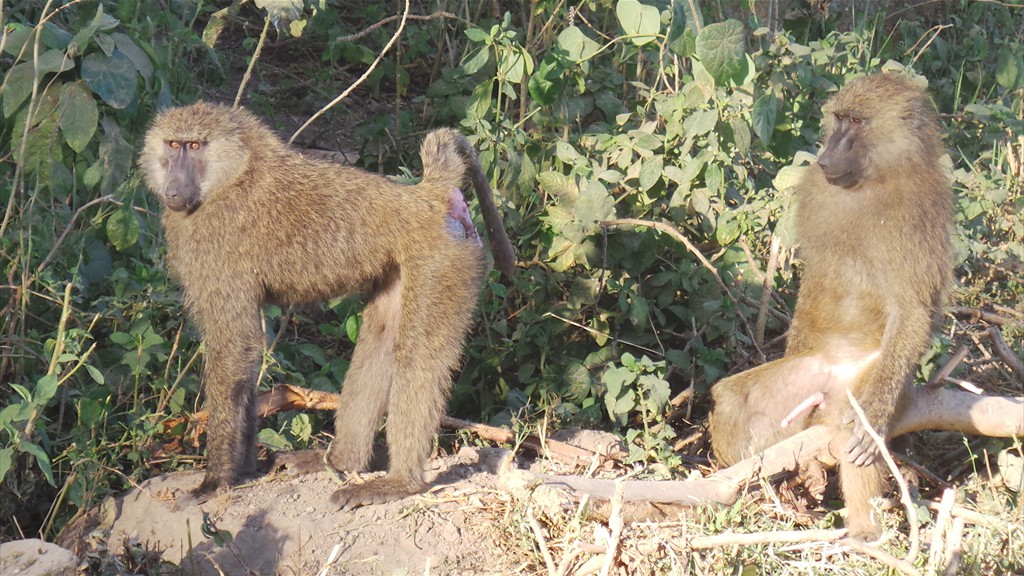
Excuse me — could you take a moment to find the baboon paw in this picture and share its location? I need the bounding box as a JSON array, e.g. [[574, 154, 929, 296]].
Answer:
[[330, 476, 426, 510], [845, 426, 881, 467], [173, 479, 225, 510], [271, 449, 327, 475]]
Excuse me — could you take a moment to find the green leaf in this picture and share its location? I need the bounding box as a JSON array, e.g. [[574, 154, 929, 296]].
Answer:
[[3, 63, 36, 118], [462, 47, 490, 75], [555, 26, 601, 63], [996, 48, 1023, 90], [683, 108, 718, 137], [499, 46, 533, 84], [464, 28, 491, 43], [528, 56, 566, 105], [289, 413, 312, 442], [345, 314, 359, 343], [111, 32, 153, 87], [106, 207, 140, 250], [616, 0, 661, 46], [638, 155, 663, 191], [695, 19, 746, 86], [465, 81, 492, 123], [85, 364, 105, 385], [19, 442, 55, 486], [537, 171, 579, 200], [69, 4, 118, 56], [257, 428, 293, 451], [0, 448, 13, 483], [751, 92, 777, 145], [81, 49, 137, 109], [35, 374, 59, 404], [59, 82, 98, 153], [728, 117, 751, 155], [298, 343, 327, 367]]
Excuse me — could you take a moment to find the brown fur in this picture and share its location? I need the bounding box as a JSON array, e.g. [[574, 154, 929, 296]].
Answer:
[[140, 102, 514, 507], [709, 73, 954, 540]]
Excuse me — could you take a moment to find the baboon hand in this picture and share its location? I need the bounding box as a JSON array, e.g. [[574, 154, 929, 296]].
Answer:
[[330, 476, 426, 509], [845, 421, 882, 467]]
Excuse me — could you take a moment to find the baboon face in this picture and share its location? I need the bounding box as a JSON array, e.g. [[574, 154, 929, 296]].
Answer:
[[141, 103, 252, 215], [816, 113, 866, 188], [153, 139, 207, 213]]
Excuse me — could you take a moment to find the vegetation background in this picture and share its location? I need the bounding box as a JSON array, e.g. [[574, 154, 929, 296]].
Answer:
[[1, 0, 1021, 573]]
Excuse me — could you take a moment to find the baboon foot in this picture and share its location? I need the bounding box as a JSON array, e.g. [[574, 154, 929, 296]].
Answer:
[[330, 475, 426, 509], [270, 449, 326, 475], [174, 475, 228, 510]]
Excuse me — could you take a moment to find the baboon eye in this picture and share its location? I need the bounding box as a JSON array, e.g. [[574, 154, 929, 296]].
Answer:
[[849, 117, 864, 125], [187, 141, 203, 151], [168, 141, 181, 150]]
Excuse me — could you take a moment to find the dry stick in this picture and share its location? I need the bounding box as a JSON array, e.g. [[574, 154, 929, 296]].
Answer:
[[952, 305, 1016, 326], [926, 488, 957, 573], [527, 506, 558, 576], [602, 218, 763, 357], [920, 499, 1005, 528], [754, 234, 781, 348], [926, 343, 969, 388], [234, 15, 271, 107], [338, 11, 458, 42], [843, 538, 923, 576], [684, 528, 847, 549], [845, 390, 920, 562], [988, 326, 1024, 381], [290, 0, 411, 144], [942, 517, 966, 576], [33, 194, 115, 279], [598, 481, 625, 576]]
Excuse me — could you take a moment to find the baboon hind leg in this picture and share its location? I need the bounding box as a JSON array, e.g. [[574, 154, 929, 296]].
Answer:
[[332, 244, 483, 508], [326, 269, 402, 474]]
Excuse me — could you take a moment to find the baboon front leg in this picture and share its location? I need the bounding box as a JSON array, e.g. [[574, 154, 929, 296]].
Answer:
[[189, 319, 262, 500], [326, 270, 402, 475], [331, 247, 482, 508], [840, 452, 887, 541]]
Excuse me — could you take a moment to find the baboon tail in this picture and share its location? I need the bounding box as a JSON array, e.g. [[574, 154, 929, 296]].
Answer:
[[419, 128, 471, 191], [418, 128, 517, 278]]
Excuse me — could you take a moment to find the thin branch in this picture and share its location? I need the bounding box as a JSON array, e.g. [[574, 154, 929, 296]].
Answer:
[[337, 11, 458, 42], [234, 16, 271, 107], [289, 0, 411, 144]]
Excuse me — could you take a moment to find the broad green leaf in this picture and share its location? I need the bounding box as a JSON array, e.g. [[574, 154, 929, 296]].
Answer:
[[98, 117, 133, 195], [106, 207, 140, 250], [528, 56, 566, 105], [257, 428, 293, 451], [35, 374, 59, 404], [2, 63, 36, 118], [616, 0, 660, 46], [728, 117, 751, 155], [751, 92, 778, 145], [19, 442, 55, 486], [462, 47, 490, 75], [555, 141, 584, 166], [563, 362, 592, 400], [111, 32, 153, 86], [555, 25, 601, 63], [82, 49, 137, 109], [255, 0, 303, 34], [638, 155, 664, 191], [59, 82, 98, 152], [464, 28, 491, 43], [465, 81, 492, 123], [85, 364, 105, 385], [0, 448, 13, 483], [35, 49, 76, 74], [576, 180, 616, 230], [538, 171, 578, 200], [499, 46, 533, 84], [290, 413, 313, 441], [996, 48, 1023, 90], [683, 108, 718, 137], [695, 19, 746, 86], [345, 314, 359, 343], [298, 343, 327, 366]]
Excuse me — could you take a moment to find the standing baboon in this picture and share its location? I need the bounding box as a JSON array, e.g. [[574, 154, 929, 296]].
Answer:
[[709, 73, 954, 540], [140, 102, 516, 507]]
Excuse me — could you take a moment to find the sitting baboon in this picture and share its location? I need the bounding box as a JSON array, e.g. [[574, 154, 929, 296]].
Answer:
[[709, 73, 954, 540]]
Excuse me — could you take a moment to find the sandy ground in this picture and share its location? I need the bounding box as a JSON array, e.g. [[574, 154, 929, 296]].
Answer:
[[97, 447, 533, 575]]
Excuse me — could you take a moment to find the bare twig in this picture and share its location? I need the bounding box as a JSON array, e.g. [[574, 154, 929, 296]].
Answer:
[[527, 506, 558, 576], [337, 11, 458, 42], [684, 528, 847, 549], [599, 481, 624, 576], [843, 538, 922, 576], [290, 0, 411, 144], [926, 344, 968, 388], [988, 326, 1024, 381]]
